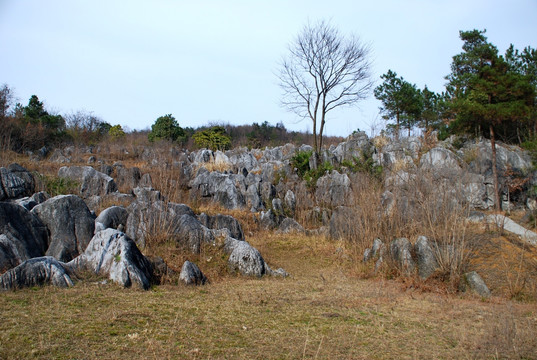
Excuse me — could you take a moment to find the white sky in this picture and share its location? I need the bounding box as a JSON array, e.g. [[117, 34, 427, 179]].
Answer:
[[1, 0, 536, 137]]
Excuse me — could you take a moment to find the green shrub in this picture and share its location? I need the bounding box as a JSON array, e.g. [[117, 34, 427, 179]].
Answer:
[[290, 150, 312, 178], [36, 174, 79, 197], [192, 126, 231, 151]]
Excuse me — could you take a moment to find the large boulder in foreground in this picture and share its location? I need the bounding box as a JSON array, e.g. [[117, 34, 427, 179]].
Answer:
[[31, 195, 95, 262], [58, 166, 117, 198], [67, 229, 153, 290], [0, 202, 49, 272], [0, 256, 73, 290]]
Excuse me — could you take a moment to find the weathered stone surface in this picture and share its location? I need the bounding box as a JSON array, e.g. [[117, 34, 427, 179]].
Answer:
[[329, 206, 356, 240], [67, 229, 153, 290], [0, 256, 73, 290], [332, 131, 373, 163], [116, 166, 141, 190], [198, 213, 244, 240], [364, 238, 385, 262], [226, 237, 266, 277], [0, 167, 27, 200], [419, 147, 461, 172], [284, 190, 296, 217], [390, 238, 415, 276], [486, 214, 537, 246], [0, 203, 48, 272], [315, 171, 354, 207], [58, 166, 117, 197], [276, 218, 305, 234], [32, 195, 95, 262], [125, 199, 165, 249], [461, 271, 491, 298], [179, 260, 207, 285], [7, 163, 35, 196], [171, 214, 216, 253], [133, 186, 163, 203], [95, 206, 128, 232], [414, 236, 438, 280], [168, 202, 196, 218], [189, 170, 246, 209], [260, 209, 280, 230]]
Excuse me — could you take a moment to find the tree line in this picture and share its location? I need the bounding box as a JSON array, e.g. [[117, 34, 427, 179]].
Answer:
[[0, 87, 338, 153], [374, 30, 536, 144]]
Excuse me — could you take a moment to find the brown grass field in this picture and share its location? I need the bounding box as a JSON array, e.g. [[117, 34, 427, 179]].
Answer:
[[1, 232, 537, 359]]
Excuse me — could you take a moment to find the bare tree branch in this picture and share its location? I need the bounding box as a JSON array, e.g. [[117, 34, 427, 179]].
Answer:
[[277, 20, 372, 158]]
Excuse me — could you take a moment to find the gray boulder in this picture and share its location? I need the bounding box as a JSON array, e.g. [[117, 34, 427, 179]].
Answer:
[[0, 256, 73, 290], [276, 218, 305, 234], [7, 163, 35, 196], [95, 206, 128, 232], [171, 214, 215, 253], [284, 190, 296, 217], [133, 186, 163, 203], [0, 167, 27, 200], [179, 260, 208, 285], [260, 209, 280, 230], [168, 202, 196, 218], [364, 238, 385, 262], [332, 131, 373, 163], [125, 199, 166, 249], [189, 170, 246, 209], [31, 195, 95, 262], [198, 213, 244, 240], [0, 202, 49, 272], [461, 271, 491, 298], [58, 166, 117, 197], [390, 238, 415, 276], [315, 171, 354, 207], [116, 166, 141, 191], [226, 237, 266, 277], [329, 206, 356, 240], [67, 229, 153, 290], [414, 236, 438, 279]]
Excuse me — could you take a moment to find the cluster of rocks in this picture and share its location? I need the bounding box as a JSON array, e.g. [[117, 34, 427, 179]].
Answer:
[[363, 236, 491, 297], [0, 164, 287, 291]]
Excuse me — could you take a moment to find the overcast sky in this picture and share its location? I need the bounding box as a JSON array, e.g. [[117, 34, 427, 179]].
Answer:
[[1, 0, 536, 137]]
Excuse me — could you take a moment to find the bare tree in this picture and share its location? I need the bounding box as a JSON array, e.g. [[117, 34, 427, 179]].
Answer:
[[278, 20, 372, 161]]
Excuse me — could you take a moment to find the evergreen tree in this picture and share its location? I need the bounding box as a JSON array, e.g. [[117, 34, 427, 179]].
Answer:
[[374, 70, 422, 137], [446, 29, 535, 210]]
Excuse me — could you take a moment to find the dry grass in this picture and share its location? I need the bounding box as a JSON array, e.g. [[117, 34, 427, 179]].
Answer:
[[2, 233, 537, 359]]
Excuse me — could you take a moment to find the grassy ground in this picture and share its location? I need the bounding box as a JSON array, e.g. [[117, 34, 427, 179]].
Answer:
[[2, 233, 537, 359]]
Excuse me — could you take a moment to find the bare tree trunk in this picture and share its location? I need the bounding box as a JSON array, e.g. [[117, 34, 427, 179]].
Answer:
[[490, 124, 501, 211]]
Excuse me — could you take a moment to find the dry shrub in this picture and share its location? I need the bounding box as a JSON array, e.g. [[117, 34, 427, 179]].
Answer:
[[308, 167, 476, 286]]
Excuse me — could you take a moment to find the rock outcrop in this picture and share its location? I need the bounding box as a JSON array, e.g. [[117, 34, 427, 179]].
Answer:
[[31, 195, 95, 262], [67, 229, 153, 290], [0, 256, 73, 290]]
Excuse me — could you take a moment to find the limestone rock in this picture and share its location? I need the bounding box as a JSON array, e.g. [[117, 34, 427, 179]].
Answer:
[[0, 256, 73, 290], [198, 213, 244, 240], [179, 261, 207, 285], [390, 238, 415, 276], [414, 236, 438, 280], [67, 229, 153, 290], [32, 195, 95, 262], [0, 202, 48, 272], [461, 271, 491, 298], [95, 206, 128, 232], [58, 166, 117, 198]]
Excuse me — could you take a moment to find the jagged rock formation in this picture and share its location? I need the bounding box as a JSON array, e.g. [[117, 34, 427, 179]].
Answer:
[[67, 229, 153, 290]]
